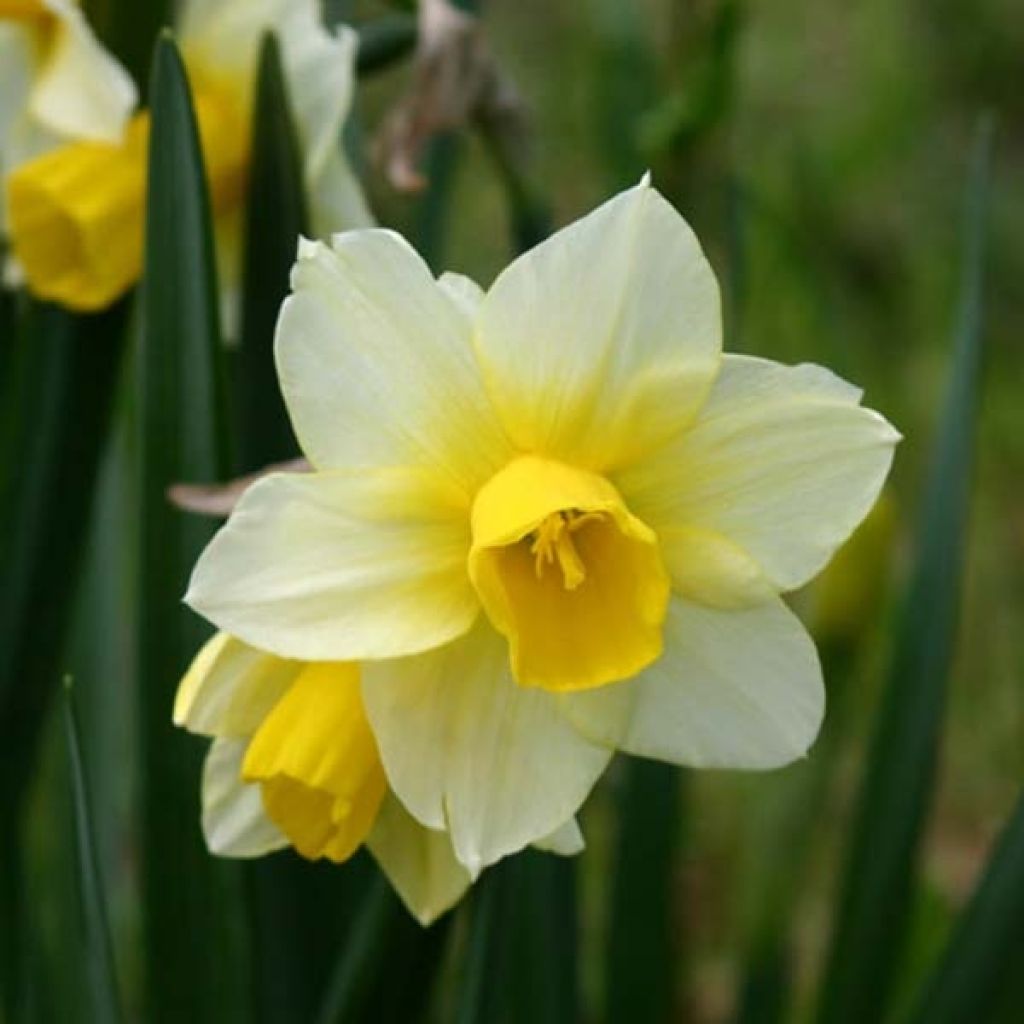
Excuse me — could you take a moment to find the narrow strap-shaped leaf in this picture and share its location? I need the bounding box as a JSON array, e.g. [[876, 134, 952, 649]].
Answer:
[[0, 297, 127, 1021], [908, 790, 1024, 1023], [237, 32, 306, 471], [83, 0, 173, 98], [62, 679, 123, 1024], [136, 34, 247, 1023], [356, 15, 417, 76], [815, 115, 993, 1024], [316, 871, 453, 1024], [606, 760, 684, 1024]]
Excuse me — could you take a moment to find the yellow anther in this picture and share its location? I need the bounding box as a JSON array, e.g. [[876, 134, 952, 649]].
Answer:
[[529, 511, 604, 591]]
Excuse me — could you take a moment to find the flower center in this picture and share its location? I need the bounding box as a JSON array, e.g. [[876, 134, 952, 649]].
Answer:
[[468, 456, 670, 692], [530, 510, 605, 590]]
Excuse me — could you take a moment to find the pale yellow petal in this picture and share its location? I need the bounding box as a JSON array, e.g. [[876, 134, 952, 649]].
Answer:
[[32, 0, 136, 143], [367, 795, 472, 925], [618, 354, 900, 592], [201, 738, 289, 858], [532, 818, 585, 857], [562, 594, 824, 770], [361, 621, 613, 876], [475, 178, 721, 471], [186, 467, 478, 662], [275, 233, 512, 490], [174, 632, 303, 738]]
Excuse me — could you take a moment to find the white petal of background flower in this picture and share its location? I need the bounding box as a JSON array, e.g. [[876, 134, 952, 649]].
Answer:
[[618, 354, 901, 592], [475, 179, 722, 471], [533, 817, 586, 857], [185, 468, 479, 662], [202, 738, 289, 858], [33, 0, 137, 143], [367, 795, 471, 926], [561, 594, 824, 770], [275, 233, 513, 490], [361, 621, 613, 877], [174, 632, 302, 738]]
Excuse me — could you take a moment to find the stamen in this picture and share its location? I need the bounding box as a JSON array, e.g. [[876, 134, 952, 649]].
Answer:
[[529, 510, 605, 591]]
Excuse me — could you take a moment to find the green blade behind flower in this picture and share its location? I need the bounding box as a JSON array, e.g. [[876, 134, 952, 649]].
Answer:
[[61, 679, 123, 1024], [83, 0, 173, 99], [907, 789, 1024, 1023], [237, 32, 305, 472], [605, 760, 684, 1024], [0, 297, 128, 1021], [814, 115, 993, 1024], [136, 34, 248, 1023]]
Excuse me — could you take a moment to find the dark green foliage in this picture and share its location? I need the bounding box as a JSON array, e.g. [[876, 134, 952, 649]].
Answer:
[[135, 35, 247, 1023]]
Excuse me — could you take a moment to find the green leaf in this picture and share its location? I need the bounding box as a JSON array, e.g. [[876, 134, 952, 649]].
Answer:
[[0, 298, 128, 1021], [83, 0, 173, 98], [605, 760, 684, 1024], [237, 32, 306, 471], [814, 116, 993, 1024], [356, 15, 417, 77], [316, 869, 452, 1024], [136, 34, 247, 1023], [908, 789, 1024, 1024], [61, 679, 123, 1024]]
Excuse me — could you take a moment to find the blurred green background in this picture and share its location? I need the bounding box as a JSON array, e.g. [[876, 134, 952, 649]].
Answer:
[[2, 0, 1022, 1021]]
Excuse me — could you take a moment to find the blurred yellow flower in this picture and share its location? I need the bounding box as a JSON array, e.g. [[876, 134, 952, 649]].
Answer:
[[174, 631, 583, 922], [0, 0, 135, 267], [5, 0, 371, 311], [185, 179, 900, 878]]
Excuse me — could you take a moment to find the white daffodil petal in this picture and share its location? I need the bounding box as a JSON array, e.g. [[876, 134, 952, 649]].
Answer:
[[367, 795, 472, 926], [475, 178, 721, 471], [174, 632, 303, 738], [619, 354, 900, 592], [532, 817, 585, 857], [0, 25, 38, 232], [437, 271, 485, 319], [33, 0, 136, 143], [562, 595, 824, 770], [361, 622, 612, 877], [185, 467, 479, 662], [276, 233, 512, 489], [201, 738, 289, 858]]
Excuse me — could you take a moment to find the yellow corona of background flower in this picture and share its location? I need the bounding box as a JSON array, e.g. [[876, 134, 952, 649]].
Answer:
[[0, 0, 135, 260], [182, 179, 900, 889], [6, 0, 371, 312]]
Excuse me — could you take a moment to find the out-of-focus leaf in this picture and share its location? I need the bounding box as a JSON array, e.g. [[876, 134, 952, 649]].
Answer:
[[238, 32, 305, 472], [908, 790, 1024, 1024], [416, 133, 463, 272], [62, 680, 122, 1024], [136, 34, 247, 1023], [605, 760, 684, 1024], [815, 116, 993, 1024], [316, 869, 452, 1024], [83, 0, 172, 97], [356, 14, 417, 76], [0, 297, 128, 1021]]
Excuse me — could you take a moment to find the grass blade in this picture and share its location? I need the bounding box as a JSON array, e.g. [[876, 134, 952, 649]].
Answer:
[[908, 790, 1024, 1024], [0, 298, 128, 1020], [355, 14, 417, 77], [62, 679, 123, 1024], [237, 32, 305, 471], [605, 761, 684, 1024], [815, 115, 993, 1024], [136, 34, 247, 1022]]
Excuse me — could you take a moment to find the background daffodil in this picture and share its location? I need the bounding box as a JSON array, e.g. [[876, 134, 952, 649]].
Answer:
[[174, 629, 584, 922], [0, 0, 135, 256], [184, 178, 900, 882], [6, 0, 372, 312]]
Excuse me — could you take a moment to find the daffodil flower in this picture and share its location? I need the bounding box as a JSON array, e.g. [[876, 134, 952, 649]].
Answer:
[[0, 0, 135, 249], [174, 630, 583, 923], [183, 179, 900, 879], [6, 0, 371, 311]]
